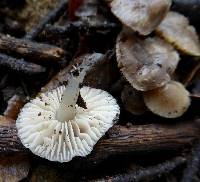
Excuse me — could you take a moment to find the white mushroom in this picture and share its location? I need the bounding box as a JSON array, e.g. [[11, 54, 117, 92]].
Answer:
[[116, 32, 180, 91], [143, 81, 190, 118], [156, 11, 200, 56], [16, 67, 120, 162], [110, 0, 172, 35]]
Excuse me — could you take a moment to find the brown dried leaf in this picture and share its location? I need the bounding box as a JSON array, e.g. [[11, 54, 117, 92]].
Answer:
[[116, 32, 179, 91], [110, 0, 171, 35], [156, 11, 200, 56]]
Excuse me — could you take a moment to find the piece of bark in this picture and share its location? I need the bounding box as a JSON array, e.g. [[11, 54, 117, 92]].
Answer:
[[43, 20, 119, 38], [89, 156, 186, 182], [0, 33, 65, 63], [0, 116, 25, 153], [0, 53, 46, 75], [3, 95, 26, 120], [0, 118, 199, 163], [87, 121, 200, 164], [0, 153, 30, 182]]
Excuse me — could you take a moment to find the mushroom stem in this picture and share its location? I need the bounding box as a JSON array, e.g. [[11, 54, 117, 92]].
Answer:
[[56, 69, 86, 122]]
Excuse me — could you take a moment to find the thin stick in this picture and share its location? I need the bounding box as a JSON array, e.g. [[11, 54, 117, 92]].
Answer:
[[90, 157, 186, 182], [0, 53, 46, 75], [24, 0, 69, 40], [0, 33, 65, 62]]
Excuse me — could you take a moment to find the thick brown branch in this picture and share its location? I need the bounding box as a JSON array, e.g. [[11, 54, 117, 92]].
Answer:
[[0, 33, 65, 63], [87, 121, 200, 164], [0, 118, 199, 162]]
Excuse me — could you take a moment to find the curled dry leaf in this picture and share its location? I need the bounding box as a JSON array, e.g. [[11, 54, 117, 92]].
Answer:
[[110, 0, 171, 35], [143, 81, 191, 118], [116, 32, 179, 91], [121, 85, 146, 115], [156, 11, 200, 56]]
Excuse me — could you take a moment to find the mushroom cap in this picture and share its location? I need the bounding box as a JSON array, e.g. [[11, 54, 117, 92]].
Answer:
[[156, 11, 200, 56], [116, 32, 180, 91], [110, 0, 171, 35], [16, 86, 120, 162], [143, 81, 191, 118]]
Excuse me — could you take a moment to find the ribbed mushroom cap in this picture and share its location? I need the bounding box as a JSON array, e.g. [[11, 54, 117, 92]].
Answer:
[[143, 81, 190, 118], [156, 11, 200, 56], [16, 86, 119, 162], [116, 32, 179, 91], [110, 0, 171, 35]]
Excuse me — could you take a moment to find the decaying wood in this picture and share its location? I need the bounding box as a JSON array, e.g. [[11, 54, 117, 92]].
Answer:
[[3, 95, 25, 120], [42, 19, 119, 39], [181, 140, 200, 182], [89, 157, 186, 182], [0, 119, 199, 163], [0, 53, 46, 75], [86, 121, 200, 164], [0, 33, 65, 63], [0, 116, 25, 153], [0, 153, 30, 182], [24, 0, 69, 40]]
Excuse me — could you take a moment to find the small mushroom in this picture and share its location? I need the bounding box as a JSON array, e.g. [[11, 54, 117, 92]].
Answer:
[[156, 11, 200, 56], [116, 32, 180, 91], [16, 64, 120, 162], [109, 0, 172, 35], [121, 85, 147, 115], [143, 81, 191, 118]]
